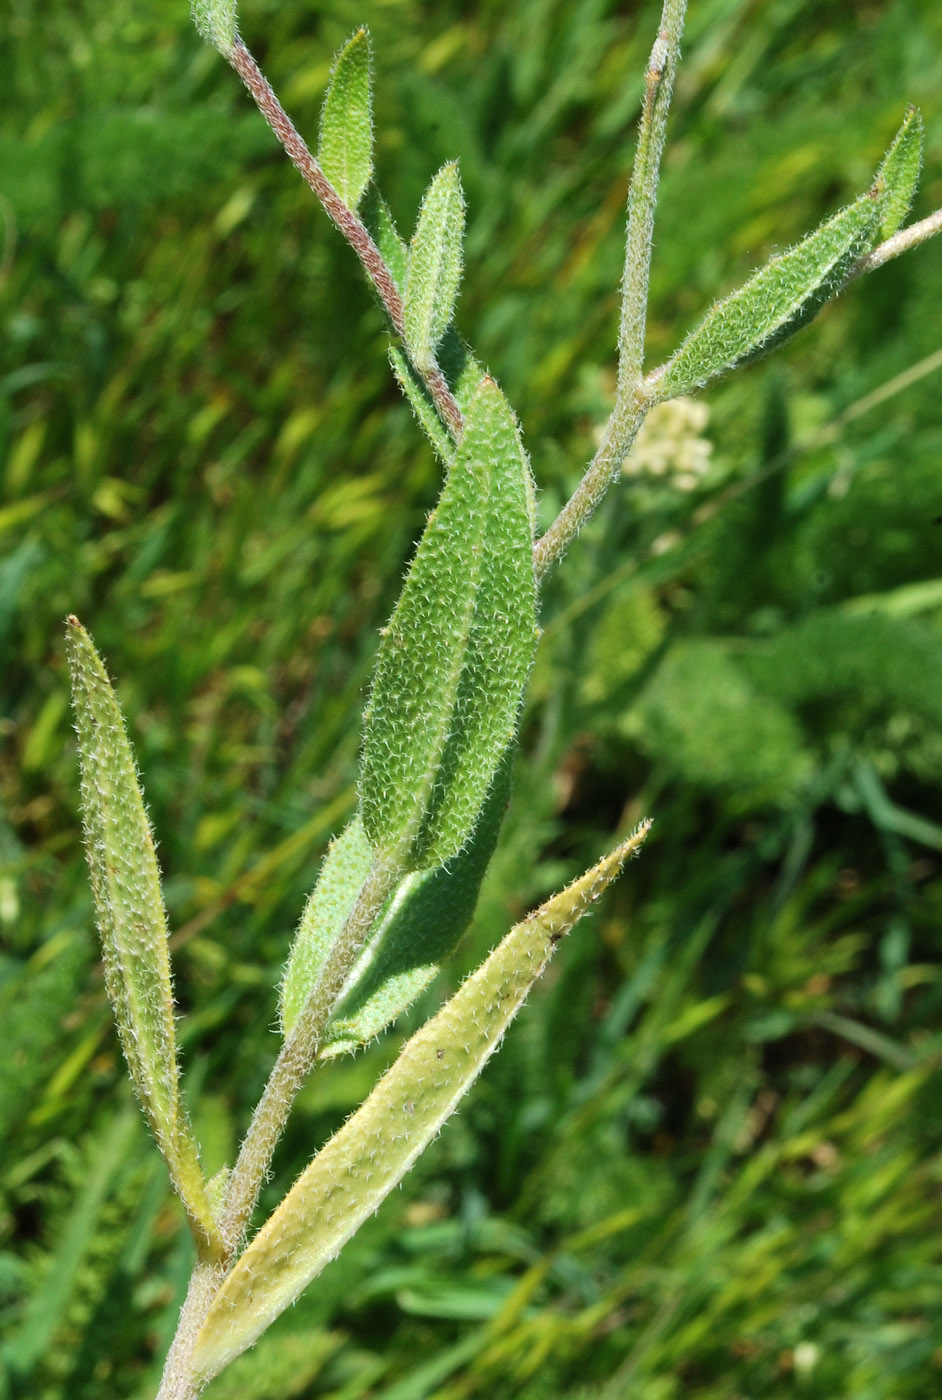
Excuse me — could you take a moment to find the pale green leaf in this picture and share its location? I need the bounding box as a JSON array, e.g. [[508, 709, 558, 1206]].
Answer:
[[874, 106, 923, 242], [188, 822, 651, 1384], [279, 817, 375, 1037], [655, 187, 881, 400], [360, 377, 538, 869], [65, 618, 222, 1259], [361, 186, 410, 290], [190, 0, 238, 56], [318, 28, 374, 212], [388, 345, 454, 464], [403, 162, 465, 370], [322, 753, 512, 1055], [389, 332, 487, 466], [437, 327, 486, 418]]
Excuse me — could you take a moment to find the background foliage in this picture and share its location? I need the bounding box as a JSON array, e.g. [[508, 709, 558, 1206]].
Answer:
[[2, 0, 942, 1395]]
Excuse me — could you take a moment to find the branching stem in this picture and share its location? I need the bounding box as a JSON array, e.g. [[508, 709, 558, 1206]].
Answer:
[[229, 39, 464, 439], [533, 0, 686, 577]]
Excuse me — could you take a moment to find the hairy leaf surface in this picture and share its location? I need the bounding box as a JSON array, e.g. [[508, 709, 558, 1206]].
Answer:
[[403, 162, 465, 370], [360, 377, 537, 868], [874, 105, 923, 241], [318, 29, 373, 211], [189, 822, 651, 1383], [65, 618, 221, 1257]]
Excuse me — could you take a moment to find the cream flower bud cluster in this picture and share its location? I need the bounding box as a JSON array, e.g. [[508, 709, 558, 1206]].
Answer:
[[622, 397, 712, 491]]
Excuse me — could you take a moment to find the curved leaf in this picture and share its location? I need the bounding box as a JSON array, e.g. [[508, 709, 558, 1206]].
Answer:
[[188, 821, 652, 1384], [65, 618, 222, 1259], [360, 377, 537, 869], [874, 105, 923, 241]]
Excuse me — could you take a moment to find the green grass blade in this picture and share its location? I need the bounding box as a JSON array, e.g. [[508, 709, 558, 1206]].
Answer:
[[318, 29, 374, 212], [188, 822, 651, 1385], [7, 1111, 138, 1377], [403, 162, 465, 371], [360, 377, 538, 869], [65, 618, 222, 1259]]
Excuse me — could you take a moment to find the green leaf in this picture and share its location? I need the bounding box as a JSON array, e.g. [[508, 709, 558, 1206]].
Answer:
[[403, 162, 465, 370], [874, 106, 923, 242], [388, 345, 455, 464], [279, 817, 375, 1037], [360, 377, 538, 869], [389, 332, 487, 466], [190, 0, 238, 57], [65, 618, 222, 1260], [280, 760, 509, 1049], [323, 753, 512, 1055], [436, 327, 486, 418], [188, 822, 651, 1384], [654, 187, 881, 400], [318, 28, 374, 212], [361, 186, 410, 291]]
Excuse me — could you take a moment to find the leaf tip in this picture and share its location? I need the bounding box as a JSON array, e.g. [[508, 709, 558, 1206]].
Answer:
[[191, 0, 239, 57]]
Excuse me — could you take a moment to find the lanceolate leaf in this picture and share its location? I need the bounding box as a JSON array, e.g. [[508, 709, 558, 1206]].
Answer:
[[389, 345, 455, 464], [360, 377, 538, 869], [278, 818, 375, 1037], [323, 753, 512, 1055], [655, 187, 880, 400], [280, 759, 510, 1050], [318, 29, 374, 212], [875, 106, 923, 242], [361, 186, 410, 290], [65, 619, 222, 1259], [389, 333, 487, 466], [188, 822, 652, 1384], [403, 162, 466, 371]]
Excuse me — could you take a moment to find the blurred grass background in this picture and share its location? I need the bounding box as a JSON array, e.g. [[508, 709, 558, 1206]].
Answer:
[[3, 0, 942, 1395]]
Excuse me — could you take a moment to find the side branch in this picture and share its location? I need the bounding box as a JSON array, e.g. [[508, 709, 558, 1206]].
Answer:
[[229, 40, 464, 439], [849, 207, 942, 280], [617, 0, 687, 401]]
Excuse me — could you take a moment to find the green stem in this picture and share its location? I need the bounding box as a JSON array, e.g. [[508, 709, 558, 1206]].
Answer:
[[617, 0, 687, 402], [155, 1262, 222, 1400], [849, 206, 942, 280], [533, 386, 649, 579], [217, 852, 404, 1253], [533, 0, 686, 578]]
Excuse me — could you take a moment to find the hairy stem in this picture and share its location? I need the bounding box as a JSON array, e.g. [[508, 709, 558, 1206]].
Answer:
[[228, 39, 464, 439], [533, 386, 649, 579], [217, 853, 403, 1252], [155, 1262, 222, 1400], [850, 206, 942, 279], [617, 0, 687, 401], [533, 0, 685, 578]]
